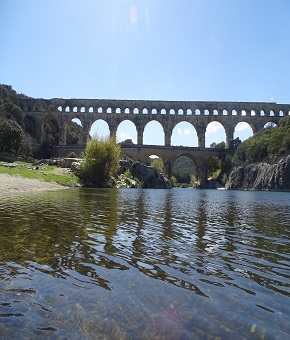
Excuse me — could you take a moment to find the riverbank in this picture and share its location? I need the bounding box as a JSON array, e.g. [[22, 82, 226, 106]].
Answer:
[[225, 155, 290, 191], [0, 173, 67, 196]]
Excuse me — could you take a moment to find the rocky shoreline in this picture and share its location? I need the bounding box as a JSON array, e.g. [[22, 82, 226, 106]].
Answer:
[[0, 174, 66, 196], [0, 157, 172, 195], [225, 155, 290, 191]]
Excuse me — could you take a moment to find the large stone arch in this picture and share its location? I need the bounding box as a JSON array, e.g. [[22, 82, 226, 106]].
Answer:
[[89, 119, 110, 139], [171, 121, 198, 147], [205, 120, 227, 147], [233, 121, 254, 141], [116, 119, 138, 144], [143, 120, 165, 145], [65, 114, 85, 127], [64, 115, 86, 145], [169, 152, 210, 186], [172, 154, 197, 183]]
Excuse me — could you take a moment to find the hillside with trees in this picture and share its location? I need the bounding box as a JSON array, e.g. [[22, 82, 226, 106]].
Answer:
[[225, 116, 290, 190], [0, 84, 86, 158], [233, 117, 290, 165], [0, 84, 32, 156]]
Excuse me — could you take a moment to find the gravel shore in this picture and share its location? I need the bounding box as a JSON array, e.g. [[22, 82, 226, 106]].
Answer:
[[0, 173, 66, 196]]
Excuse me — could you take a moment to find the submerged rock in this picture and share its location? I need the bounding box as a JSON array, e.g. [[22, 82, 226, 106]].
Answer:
[[226, 155, 290, 191]]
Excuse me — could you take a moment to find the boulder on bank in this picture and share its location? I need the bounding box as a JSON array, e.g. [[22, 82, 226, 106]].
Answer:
[[35, 158, 82, 168], [225, 155, 290, 191], [118, 160, 171, 189]]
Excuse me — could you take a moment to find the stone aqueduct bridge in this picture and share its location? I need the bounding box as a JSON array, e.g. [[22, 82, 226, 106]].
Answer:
[[21, 98, 290, 186]]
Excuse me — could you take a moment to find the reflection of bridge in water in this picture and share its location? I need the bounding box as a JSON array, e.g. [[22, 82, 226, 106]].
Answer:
[[20, 98, 290, 186]]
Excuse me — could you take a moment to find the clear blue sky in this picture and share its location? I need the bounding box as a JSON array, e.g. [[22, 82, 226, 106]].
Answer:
[[1, 0, 290, 147]]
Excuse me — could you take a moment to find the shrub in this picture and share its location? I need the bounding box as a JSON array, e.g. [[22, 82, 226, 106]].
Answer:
[[78, 135, 120, 186], [190, 174, 198, 186], [170, 176, 178, 187], [124, 168, 132, 179]]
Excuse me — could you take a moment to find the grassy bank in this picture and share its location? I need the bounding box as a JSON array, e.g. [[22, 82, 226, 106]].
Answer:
[[0, 161, 80, 187]]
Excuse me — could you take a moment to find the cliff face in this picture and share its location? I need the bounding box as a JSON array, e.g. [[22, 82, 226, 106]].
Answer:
[[225, 155, 290, 191]]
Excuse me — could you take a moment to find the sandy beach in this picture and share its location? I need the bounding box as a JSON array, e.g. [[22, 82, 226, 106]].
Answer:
[[0, 173, 66, 196]]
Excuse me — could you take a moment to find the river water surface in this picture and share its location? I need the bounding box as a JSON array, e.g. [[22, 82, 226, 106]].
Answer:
[[0, 188, 290, 339]]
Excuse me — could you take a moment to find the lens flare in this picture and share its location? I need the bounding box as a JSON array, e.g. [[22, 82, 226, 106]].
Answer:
[[129, 5, 138, 23]]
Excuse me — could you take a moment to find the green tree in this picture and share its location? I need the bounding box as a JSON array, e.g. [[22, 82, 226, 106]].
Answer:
[[67, 121, 84, 145], [210, 141, 225, 149], [151, 157, 165, 174], [0, 120, 24, 154], [0, 99, 25, 126], [216, 141, 226, 149], [278, 116, 290, 128], [43, 114, 59, 145], [208, 156, 222, 179], [78, 135, 121, 186]]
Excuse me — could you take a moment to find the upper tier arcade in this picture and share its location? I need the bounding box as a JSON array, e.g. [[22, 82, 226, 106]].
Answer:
[[20, 98, 290, 148]]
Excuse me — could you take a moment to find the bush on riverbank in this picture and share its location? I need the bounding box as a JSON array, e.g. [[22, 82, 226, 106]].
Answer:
[[77, 136, 121, 187]]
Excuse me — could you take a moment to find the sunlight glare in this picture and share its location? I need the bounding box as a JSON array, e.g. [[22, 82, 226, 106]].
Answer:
[[129, 5, 138, 23]]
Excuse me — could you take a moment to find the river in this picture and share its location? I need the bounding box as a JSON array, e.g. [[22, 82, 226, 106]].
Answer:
[[0, 188, 290, 339]]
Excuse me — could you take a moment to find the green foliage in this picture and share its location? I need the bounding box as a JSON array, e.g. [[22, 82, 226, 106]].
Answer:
[[0, 120, 24, 154], [190, 174, 198, 186], [0, 85, 28, 127], [233, 118, 290, 165], [0, 100, 25, 126], [78, 135, 121, 186], [208, 156, 222, 178], [151, 157, 165, 174], [124, 168, 132, 178], [221, 173, 228, 185], [43, 114, 59, 146], [216, 141, 226, 149], [279, 116, 290, 128], [211, 169, 221, 180], [122, 169, 134, 186], [0, 84, 29, 102], [0, 162, 79, 186], [170, 175, 178, 187], [210, 141, 225, 149], [67, 121, 84, 145], [172, 156, 196, 183]]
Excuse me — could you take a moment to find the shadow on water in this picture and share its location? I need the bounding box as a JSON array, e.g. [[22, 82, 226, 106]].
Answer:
[[0, 188, 290, 338]]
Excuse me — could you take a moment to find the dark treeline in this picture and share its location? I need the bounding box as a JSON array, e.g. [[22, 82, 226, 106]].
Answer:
[[0, 84, 84, 157]]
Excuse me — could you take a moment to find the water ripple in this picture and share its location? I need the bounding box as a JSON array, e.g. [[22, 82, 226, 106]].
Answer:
[[1, 188, 290, 338]]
